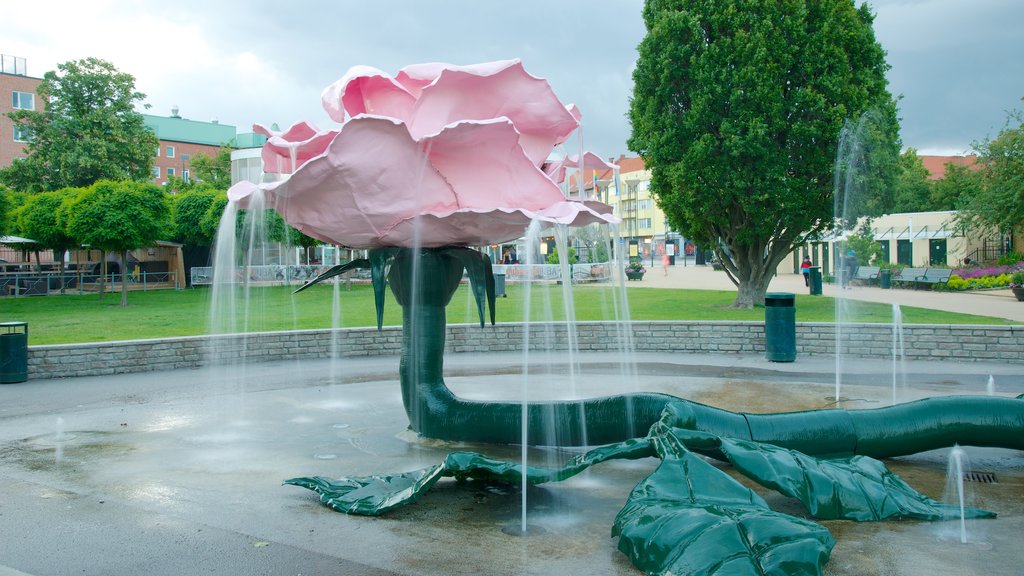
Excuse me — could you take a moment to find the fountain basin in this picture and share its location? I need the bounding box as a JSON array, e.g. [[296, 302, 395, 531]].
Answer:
[[0, 353, 1021, 575]]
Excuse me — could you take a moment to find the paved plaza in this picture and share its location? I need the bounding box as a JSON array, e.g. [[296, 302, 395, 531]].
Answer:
[[1, 349, 1022, 575]]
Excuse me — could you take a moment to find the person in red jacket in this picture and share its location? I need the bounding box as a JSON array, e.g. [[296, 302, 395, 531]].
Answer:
[[800, 255, 812, 286]]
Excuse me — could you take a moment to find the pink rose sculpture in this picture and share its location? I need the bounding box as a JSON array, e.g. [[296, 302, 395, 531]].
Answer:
[[227, 59, 619, 249]]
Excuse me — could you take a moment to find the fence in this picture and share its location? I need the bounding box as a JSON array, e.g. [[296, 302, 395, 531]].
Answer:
[[1, 271, 179, 296], [191, 263, 614, 287]]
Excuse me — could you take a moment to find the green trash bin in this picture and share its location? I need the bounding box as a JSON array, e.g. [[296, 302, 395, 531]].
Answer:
[[880, 269, 891, 289], [494, 272, 506, 298], [808, 266, 822, 296], [764, 293, 796, 362], [0, 321, 28, 383]]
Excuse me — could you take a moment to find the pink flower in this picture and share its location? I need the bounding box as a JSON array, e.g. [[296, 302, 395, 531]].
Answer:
[[228, 60, 618, 249]]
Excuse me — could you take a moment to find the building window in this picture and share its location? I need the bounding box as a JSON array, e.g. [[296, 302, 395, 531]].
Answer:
[[638, 218, 652, 229], [12, 91, 34, 110], [154, 146, 160, 157], [182, 169, 190, 183], [13, 125, 30, 142], [181, 154, 190, 162], [166, 146, 176, 158], [167, 167, 175, 177], [152, 166, 160, 179]]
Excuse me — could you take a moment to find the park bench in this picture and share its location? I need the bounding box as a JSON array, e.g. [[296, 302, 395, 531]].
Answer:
[[914, 268, 953, 287], [851, 265, 880, 284], [895, 267, 951, 289]]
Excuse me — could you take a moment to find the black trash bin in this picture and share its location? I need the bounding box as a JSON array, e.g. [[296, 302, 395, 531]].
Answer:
[[808, 266, 822, 296], [764, 293, 796, 362], [0, 322, 28, 383], [493, 272, 506, 298], [879, 269, 891, 289]]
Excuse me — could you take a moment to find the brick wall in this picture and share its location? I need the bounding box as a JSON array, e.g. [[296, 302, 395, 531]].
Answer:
[[25, 321, 1024, 380]]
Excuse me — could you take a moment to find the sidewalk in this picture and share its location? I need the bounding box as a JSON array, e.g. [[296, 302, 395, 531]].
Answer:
[[632, 258, 1024, 322]]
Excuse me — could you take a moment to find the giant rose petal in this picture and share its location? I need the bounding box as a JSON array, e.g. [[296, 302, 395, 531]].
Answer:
[[228, 60, 618, 249]]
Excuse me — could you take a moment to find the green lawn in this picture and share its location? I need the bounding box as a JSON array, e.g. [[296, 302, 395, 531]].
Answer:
[[1, 283, 1013, 345]]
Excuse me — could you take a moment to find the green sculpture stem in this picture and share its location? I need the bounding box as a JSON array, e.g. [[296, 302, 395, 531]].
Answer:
[[389, 248, 1024, 456]]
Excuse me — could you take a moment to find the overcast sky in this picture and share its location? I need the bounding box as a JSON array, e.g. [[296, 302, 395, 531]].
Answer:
[[3, 0, 1022, 158]]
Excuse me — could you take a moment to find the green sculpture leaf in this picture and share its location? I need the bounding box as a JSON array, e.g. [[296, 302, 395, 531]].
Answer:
[[369, 248, 399, 330], [613, 427, 834, 576], [285, 464, 447, 516], [440, 247, 495, 327], [293, 259, 369, 294], [674, 429, 996, 521]]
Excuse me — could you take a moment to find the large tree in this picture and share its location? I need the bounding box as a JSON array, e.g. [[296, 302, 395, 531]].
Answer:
[[629, 0, 897, 307], [955, 106, 1024, 241], [0, 58, 158, 193], [890, 148, 934, 213], [64, 180, 170, 306]]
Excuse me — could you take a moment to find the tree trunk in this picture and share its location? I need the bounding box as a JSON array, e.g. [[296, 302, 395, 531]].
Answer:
[[99, 251, 106, 301], [120, 249, 129, 307]]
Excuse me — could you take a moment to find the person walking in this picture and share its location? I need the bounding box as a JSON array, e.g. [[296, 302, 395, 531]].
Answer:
[[843, 250, 858, 290], [800, 256, 812, 286], [662, 252, 670, 276]]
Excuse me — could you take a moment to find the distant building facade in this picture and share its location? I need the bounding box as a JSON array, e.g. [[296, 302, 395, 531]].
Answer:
[[0, 54, 40, 169], [143, 107, 238, 187]]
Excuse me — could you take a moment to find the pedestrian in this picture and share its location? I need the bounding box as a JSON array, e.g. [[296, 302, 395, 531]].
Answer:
[[800, 255, 812, 286], [662, 252, 670, 276], [843, 250, 858, 290]]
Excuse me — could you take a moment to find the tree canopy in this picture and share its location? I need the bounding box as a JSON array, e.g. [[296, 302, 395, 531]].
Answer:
[[171, 186, 226, 247], [629, 0, 897, 307], [955, 106, 1024, 236], [64, 180, 171, 306], [0, 58, 158, 193]]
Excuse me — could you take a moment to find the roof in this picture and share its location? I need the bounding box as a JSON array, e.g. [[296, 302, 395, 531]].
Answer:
[[920, 155, 978, 180], [142, 114, 238, 147], [595, 154, 647, 180]]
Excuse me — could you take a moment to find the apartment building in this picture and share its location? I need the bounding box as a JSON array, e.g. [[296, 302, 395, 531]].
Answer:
[[0, 54, 40, 169], [143, 107, 237, 186]]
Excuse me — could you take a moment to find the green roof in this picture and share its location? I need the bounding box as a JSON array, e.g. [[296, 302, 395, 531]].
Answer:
[[234, 132, 268, 149], [142, 114, 238, 147]]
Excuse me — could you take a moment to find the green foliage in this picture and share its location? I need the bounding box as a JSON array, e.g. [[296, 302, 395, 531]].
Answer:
[[172, 187, 226, 247], [64, 180, 170, 254], [0, 58, 158, 192], [625, 257, 646, 273], [1010, 270, 1024, 289], [931, 162, 980, 211], [997, 251, 1024, 266], [942, 273, 1015, 291], [545, 246, 577, 265], [629, 0, 896, 307], [189, 145, 233, 189], [0, 184, 10, 235], [13, 187, 79, 252], [891, 148, 934, 213], [956, 104, 1024, 233], [845, 221, 882, 265]]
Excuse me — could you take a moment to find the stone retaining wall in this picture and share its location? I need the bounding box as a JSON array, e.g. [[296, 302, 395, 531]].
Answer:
[[25, 321, 1024, 380]]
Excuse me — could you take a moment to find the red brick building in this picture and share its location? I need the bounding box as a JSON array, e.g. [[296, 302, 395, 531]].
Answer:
[[0, 54, 41, 168]]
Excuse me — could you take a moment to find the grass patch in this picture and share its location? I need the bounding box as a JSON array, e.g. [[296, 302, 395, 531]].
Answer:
[[1, 283, 1013, 345]]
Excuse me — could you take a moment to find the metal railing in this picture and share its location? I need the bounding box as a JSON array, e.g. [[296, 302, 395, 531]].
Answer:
[[1, 271, 179, 296], [191, 263, 615, 287], [190, 265, 332, 286]]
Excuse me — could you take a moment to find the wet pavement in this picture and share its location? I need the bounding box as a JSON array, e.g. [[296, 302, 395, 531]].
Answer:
[[1, 352, 1022, 575]]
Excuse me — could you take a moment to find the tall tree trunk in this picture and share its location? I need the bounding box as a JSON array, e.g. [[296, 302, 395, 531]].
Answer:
[[120, 249, 129, 307], [99, 251, 106, 301]]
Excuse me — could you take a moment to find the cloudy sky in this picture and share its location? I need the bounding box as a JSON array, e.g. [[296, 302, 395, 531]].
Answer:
[[3, 0, 1022, 158]]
